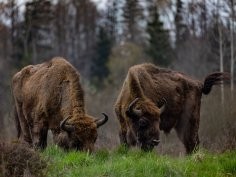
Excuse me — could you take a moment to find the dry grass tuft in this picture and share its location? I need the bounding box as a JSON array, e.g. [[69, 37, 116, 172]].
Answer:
[[0, 142, 46, 177]]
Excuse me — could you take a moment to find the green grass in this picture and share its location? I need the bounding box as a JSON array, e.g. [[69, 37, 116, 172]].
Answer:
[[42, 146, 236, 177]]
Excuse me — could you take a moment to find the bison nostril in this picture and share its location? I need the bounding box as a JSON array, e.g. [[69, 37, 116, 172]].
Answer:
[[152, 139, 160, 146]]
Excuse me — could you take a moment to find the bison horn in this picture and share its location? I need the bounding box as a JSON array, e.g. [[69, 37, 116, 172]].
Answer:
[[95, 113, 108, 128], [159, 98, 167, 114], [60, 117, 75, 132], [128, 98, 142, 117]]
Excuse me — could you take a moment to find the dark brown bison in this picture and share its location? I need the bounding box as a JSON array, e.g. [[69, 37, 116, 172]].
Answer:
[[114, 63, 229, 153], [12, 57, 108, 151]]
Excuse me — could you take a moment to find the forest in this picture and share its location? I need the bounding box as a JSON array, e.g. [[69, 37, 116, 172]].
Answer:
[[0, 0, 236, 176]]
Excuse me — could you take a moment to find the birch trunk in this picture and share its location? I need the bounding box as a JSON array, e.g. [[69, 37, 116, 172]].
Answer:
[[218, 0, 224, 107], [230, 0, 235, 97], [219, 23, 224, 107]]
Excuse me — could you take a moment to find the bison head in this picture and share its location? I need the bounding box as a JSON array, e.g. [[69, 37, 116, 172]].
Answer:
[[58, 113, 108, 151], [126, 98, 166, 151]]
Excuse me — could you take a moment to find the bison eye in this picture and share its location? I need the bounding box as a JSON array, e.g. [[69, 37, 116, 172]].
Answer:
[[139, 119, 149, 128]]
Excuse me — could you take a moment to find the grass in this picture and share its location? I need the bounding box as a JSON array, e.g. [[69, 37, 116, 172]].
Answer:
[[42, 146, 236, 177]]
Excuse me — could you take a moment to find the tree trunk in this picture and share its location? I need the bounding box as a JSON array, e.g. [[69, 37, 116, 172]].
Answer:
[[219, 23, 224, 107], [218, 0, 224, 107], [230, 0, 235, 97], [32, 39, 37, 64]]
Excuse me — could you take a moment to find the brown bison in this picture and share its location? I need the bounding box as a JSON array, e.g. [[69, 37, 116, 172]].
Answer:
[[114, 63, 229, 153], [12, 57, 108, 151]]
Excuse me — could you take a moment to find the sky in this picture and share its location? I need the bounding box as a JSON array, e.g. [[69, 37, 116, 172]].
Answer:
[[92, 0, 108, 9]]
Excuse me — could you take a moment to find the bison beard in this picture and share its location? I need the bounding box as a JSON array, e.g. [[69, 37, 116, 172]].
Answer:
[[12, 57, 108, 151], [115, 63, 229, 154]]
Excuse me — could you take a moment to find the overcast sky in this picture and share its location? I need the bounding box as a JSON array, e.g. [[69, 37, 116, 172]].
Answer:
[[92, 0, 107, 9]]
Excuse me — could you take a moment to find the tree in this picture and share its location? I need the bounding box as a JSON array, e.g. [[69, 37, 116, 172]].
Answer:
[[107, 42, 150, 87], [54, 0, 67, 58], [7, 0, 23, 66], [218, 19, 224, 106], [0, 1, 12, 59], [105, 0, 118, 43], [206, 0, 231, 106], [91, 26, 112, 86], [175, 0, 188, 45], [122, 0, 144, 44], [24, 0, 54, 64], [146, 4, 173, 66], [228, 0, 235, 95], [54, 0, 100, 78], [199, 0, 207, 37]]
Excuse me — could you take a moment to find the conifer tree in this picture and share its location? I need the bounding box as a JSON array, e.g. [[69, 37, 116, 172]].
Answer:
[[123, 0, 144, 43], [146, 4, 173, 66], [91, 26, 112, 86]]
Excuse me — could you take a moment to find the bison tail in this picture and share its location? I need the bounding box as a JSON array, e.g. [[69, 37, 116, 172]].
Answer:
[[14, 106, 21, 138], [202, 72, 230, 95]]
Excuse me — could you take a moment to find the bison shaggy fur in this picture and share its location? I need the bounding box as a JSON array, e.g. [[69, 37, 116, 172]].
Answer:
[[114, 63, 229, 153], [12, 57, 108, 151]]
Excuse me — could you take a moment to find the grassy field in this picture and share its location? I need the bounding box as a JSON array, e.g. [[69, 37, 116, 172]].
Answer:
[[42, 146, 236, 177]]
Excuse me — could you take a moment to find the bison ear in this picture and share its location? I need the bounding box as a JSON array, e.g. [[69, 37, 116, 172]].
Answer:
[[95, 113, 108, 128], [158, 98, 167, 114]]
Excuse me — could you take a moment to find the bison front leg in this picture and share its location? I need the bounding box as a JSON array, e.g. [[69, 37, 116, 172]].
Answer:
[[32, 120, 48, 149], [115, 107, 128, 146]]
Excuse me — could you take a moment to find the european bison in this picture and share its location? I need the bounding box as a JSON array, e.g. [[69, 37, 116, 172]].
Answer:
[[114, 63, 229, 153], [12, 57, 108, 151]]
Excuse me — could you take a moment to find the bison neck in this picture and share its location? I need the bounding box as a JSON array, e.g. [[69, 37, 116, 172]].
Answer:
[[60, 74, 85, 118]]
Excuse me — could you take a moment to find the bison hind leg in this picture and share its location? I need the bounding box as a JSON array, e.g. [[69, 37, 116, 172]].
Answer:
[[175, 121, 200, 154], [15, 102, 32, 145], [119, 131, 127, 145], [175, 113, 200, 154], [186, 135, 200, 154]]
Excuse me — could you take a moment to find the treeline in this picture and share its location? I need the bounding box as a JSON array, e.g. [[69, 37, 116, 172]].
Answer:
[[1, 0, 234, 81]]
